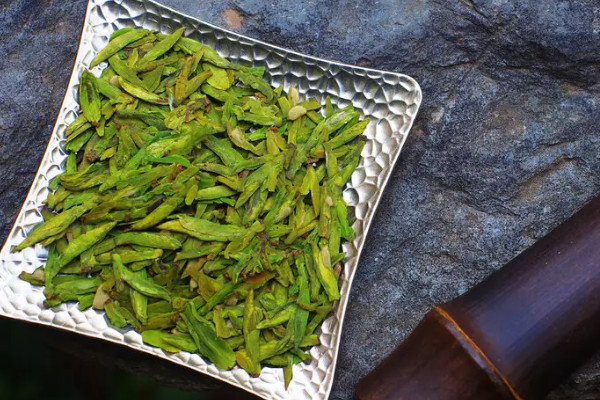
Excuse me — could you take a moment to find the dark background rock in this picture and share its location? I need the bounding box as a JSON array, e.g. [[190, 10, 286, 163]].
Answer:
[[2, 0, 600, 399]]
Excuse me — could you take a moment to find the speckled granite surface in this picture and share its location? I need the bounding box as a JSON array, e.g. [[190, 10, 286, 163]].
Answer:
[[2, 0, 600, 398]]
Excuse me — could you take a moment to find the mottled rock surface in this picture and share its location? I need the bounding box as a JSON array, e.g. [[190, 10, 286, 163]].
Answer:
[[2, 0, 600, 399]]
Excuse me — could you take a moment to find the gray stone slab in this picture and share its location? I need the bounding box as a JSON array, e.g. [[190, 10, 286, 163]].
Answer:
[[2, 0, 600, 398]]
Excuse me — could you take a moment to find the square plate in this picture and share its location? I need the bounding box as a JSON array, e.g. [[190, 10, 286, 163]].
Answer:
[[0, 0, 421, 399]]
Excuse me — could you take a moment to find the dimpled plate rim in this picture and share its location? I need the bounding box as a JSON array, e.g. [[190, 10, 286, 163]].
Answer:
[[0, 0, 421, 399]]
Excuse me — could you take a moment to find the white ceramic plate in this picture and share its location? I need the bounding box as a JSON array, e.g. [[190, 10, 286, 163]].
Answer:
[[0, 1, 421, 398]]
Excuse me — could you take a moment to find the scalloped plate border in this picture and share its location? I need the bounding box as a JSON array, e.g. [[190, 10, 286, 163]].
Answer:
[[0, 1, 421, 399]]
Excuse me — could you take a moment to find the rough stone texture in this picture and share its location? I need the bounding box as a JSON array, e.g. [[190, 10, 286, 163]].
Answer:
[[2, 0, 600, 399]]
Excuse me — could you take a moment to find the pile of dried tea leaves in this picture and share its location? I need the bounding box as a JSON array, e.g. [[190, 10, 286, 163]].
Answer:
[[16, 27, 367, 385]]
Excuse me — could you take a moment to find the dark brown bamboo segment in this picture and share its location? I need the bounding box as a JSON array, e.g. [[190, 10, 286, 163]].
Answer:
[[354, 308, 514, 400], [355, 195, 600, 400]]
